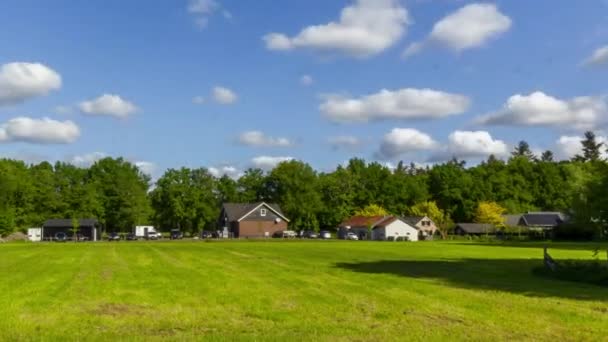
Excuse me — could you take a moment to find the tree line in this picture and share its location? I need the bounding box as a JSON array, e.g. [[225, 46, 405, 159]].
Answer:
[[1, 131, 607, 239]]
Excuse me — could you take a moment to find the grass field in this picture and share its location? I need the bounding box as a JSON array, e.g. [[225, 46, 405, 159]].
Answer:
[[1, 240, 607, 341]]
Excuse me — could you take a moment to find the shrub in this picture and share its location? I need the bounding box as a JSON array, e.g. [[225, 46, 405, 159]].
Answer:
[[533, 260, 608, 287]]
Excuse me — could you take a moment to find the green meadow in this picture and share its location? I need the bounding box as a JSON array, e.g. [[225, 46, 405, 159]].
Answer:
[[1, 240, 606, 341]]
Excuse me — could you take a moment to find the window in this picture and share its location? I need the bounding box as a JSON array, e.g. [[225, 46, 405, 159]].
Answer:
[[260, 208, 267, 217]]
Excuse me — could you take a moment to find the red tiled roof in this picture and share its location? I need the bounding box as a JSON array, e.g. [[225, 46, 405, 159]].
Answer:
[[340, 215, 398, 228]]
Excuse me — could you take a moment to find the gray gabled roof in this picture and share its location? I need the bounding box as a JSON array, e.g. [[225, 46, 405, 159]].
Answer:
[[455, 223, 496, 234], [221, 202, 288, 222], [401, 216, 425, 227], [521, 213, 563, 227], [43, 219, 99, 228], [503, 214, 524, 227]]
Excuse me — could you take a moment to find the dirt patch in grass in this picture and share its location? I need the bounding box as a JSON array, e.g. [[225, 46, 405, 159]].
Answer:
[[90, 303, 148, 317]]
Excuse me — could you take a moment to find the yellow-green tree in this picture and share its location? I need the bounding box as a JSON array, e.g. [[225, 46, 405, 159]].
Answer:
[[354, 204, 388, 217], [407, 201, 452, 239], [474, 202, 506, 228]]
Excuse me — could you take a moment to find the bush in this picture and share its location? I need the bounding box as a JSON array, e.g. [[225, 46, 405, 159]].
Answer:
[[533, 260, 608, 287], [553, 223, 597, 241]]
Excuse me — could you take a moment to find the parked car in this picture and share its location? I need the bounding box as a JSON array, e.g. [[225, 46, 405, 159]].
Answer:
[[319, 230, 332, 239], [170, 229, 183, 240], [273, 230, 297, 238], [54, 232, 68, 242], [108, 232, 121, 241], [201, 231, 215, 239], [146, 231, 162, 240], [345, 232, 359, 240], [126, 233, 138, 241], [302, 230, 318, 239]]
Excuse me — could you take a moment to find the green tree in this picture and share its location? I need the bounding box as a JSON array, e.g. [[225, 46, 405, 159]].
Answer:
[[575, 131, 604, 162], [354, 204, 389, 217], [265, 160, 322, 231], [474, 201, 507, 228], [511, 141, 537, 161]]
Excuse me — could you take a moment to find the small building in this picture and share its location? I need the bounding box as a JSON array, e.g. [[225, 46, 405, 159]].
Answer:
[[42, 219, 102, 241], [219, 202, 289, 238], [402, 216, 438, 239], [339, 216, 419, 241], [503, 212, 567, 231], [27, 228, 42, 242], [454, 223, 496, 236]]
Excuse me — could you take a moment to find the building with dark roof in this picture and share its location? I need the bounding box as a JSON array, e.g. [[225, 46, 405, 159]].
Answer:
[[454, 223, 496, 235], [219, 202, 289, 238], [42, 219, 102, 241]]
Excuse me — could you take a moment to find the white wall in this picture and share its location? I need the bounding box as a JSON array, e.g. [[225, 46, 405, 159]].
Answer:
[[375, 220, 418, 241]]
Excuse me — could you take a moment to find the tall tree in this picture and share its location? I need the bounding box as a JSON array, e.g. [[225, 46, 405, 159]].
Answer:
[[576, 131, 604, 162], [541, 150, 554, 162], [511, 141, 536, 161], [474, 201, 507, 228], [265, 160, 322, 231]]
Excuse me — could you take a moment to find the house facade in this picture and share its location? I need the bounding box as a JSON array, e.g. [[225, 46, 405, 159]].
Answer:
[[402, 216, 438, 239], [219, 202, 289, 238], [339, 216, 419, 241]]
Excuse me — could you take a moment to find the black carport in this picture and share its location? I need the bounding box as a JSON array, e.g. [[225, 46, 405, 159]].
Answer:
[[42, 219, 102, 241]]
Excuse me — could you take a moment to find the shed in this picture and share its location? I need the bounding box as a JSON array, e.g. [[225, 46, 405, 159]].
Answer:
[[42, 219, 101, 241], [454, 223, 496, 236]]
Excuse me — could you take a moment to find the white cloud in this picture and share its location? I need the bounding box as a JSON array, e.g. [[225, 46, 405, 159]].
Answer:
[[300, 75, 314, 86], [238, 131, 292, 147], [213, 86, 238, 104], [69, 152, 108, 167], [405, 3, 511, 56], [79, 94, 138, 118], [263, 0, 409, 58], [192, 95, 205, 104], [0, 62, 62, 106], [188, 0, 219, 29], [583, 45, 608, 67], [209, 165, 241, 179], [328, 135, 361, 150], [135, 161, 157, 177], [377, 128, 437, 159], [556, 135, 608, 160], [251, 156, 294, 170], [477, 91, 608, 131], [439, 130, 508, 160], [0, 117, 80, 144], [320, 88, 470, 123]]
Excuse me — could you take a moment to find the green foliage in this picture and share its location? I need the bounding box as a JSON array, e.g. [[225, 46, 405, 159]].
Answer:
[[354, 204, 389, 217], [474, 202, 507, 228]]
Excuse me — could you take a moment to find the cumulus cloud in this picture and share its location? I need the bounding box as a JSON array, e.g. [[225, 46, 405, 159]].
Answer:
[[476, 91, 608, 131], [320, 88, 470, 123], [583, 45, 608, 67], [300, 75, 314, 86], [213, 86, 238, 104], [328, 135, 361, 150], [135, 161, 157, 177], [238, 131, 292, 147], [0, 117, 80, 144], [263, 0, 409, 58], [79, 94, 138, 118], [435, 130, 508, 160], [251, 156, 294, 170], [556, 135, 608, 160], [208, 165, 242, 179], [0, 62, 62, 106], [377, 128, 437, 159], [404, 3, 511, 57], [188, 0, 221, 29], [69, 152, 108, 167]]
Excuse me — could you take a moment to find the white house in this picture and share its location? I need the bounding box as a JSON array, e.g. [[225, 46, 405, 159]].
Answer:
[[371, 217, 419, 241], [27, 227, 42, 242]]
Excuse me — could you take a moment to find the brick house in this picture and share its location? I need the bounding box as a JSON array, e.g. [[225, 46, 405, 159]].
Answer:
[[219, 202, 289, 238]]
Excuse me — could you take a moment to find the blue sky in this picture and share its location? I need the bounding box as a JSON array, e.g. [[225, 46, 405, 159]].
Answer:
[[0, 0, 607, 178]]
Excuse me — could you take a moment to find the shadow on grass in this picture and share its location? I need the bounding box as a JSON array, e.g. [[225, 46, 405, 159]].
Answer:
[[446, 241, 608, 251], [335, 258, 608, 301]]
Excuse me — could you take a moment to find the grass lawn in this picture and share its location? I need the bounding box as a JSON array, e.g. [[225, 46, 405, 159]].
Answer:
[[1, 240, 607, 341]]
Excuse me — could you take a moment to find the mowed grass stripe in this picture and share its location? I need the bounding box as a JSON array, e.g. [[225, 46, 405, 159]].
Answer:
[[0, 241, 607, 341]]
